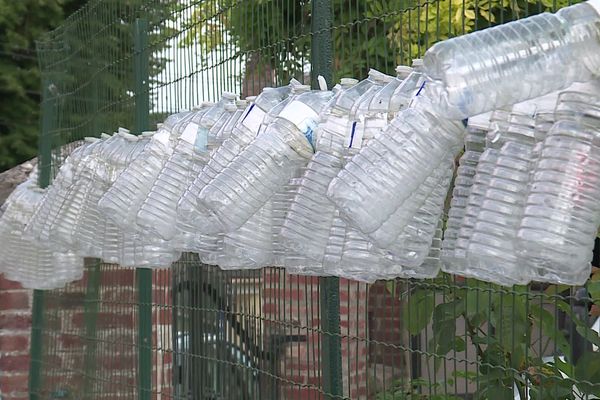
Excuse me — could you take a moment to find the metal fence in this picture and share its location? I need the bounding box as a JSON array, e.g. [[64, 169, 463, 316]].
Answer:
[[29, 0, 600, 399]]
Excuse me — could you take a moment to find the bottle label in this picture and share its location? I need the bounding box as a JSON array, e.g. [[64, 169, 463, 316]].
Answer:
[[241, 104, 267, 134], [180, 122, 199, 144], [346, 120, 364, 149], [279, 101, 320, 148], [194, 127, 209, 151], [153, 130, 171, 146]]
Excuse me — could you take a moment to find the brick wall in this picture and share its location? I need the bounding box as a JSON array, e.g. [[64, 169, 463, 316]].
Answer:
[[0, 275, 32, 400], [262, 272, 369, 400], [368, 281, 410, 393]]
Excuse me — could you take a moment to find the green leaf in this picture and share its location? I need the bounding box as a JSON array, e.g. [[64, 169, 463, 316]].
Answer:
[[402, 289, 435, 335], [530, 304, 572, 359], [588, 277, 600, 305], [575, 352, 600, 396]]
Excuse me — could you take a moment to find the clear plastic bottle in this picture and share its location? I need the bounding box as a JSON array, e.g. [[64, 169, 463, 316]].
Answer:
[[327, 104, 466, 235], [25, 137, 101, 244], [280, 74, 380, 267], [444, 112, 537, 285], [74, 132, 150, 257], [383, 156, 454, 274], [197, 89, 334, 233], [0, 178, 84, 289], [136, 95, 237, 240], [441, 122, 488, 267], [517, 91, 600, 285], [423, 1, 600, 119], [177, 83, 298, 234], [98, 108, 205, 232]]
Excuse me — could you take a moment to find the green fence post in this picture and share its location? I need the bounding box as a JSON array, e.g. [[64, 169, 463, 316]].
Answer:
[[311, 0, 342, 398], [134, 18, 152, 400], [29, 76, 55, 400]]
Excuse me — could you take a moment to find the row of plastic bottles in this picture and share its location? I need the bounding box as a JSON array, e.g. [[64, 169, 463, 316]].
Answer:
[[3, 1, 599, 288], [0, 171, 83, 289]]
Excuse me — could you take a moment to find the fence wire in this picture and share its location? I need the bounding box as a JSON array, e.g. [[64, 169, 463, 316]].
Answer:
[[29, 0, 600, 399]]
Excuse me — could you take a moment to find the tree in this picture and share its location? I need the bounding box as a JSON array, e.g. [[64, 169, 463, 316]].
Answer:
[[181, 0, 574, 93], [0, 0, 88, 172]]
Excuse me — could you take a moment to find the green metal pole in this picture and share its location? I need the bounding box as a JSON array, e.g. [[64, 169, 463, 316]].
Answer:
[[311, 1, 342, 398], [134, 18, 152, 400], [29, 77, 54, 400]]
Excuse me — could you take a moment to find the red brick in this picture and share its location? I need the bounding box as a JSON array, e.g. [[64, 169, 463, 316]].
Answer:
[[0, 314, 31, 330], [60, 334, 83, 349], [0, 355, 30, 372], [0, 374, 29, 394], [263, 303, 278, 314], [72, 312, 134, 329], [151, 308, 172, 325], [0, 276, 24, 290], [100, 269, 136, 286], [0, 292, 29, 311], [0, 335, 28, 352]]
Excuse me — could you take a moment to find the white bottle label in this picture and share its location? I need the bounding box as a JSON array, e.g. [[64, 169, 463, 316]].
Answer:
[[589, 0, 600, 13], [180, 122, 199, 144], [279, 101, 320, 147], [241, 104, 267, 134], [194, 127, 209, 151], [153, 130, 171, 146], [346, 120, 364, 149]]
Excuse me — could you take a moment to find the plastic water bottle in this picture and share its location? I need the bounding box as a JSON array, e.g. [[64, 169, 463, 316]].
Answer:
[[177, 83, 298, 234], [74, 132, 150, 256], [280, 73, 384, 265], [0, 178, 84, 289], [25, 137, 101, 244], [441, 120, 488, 266], [136, 94, 238, 239], [445, 112, 537, 285], [383, 156, 454, 274], [517, 91, 600, 285], [423, 1, 600, 119], [197, 89, 334, 233], [98, 107, 208, 232], [328, 102, 466, 235]]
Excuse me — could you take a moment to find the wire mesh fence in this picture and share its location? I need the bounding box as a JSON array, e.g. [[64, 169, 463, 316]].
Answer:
[[28, 0, 600, 399]]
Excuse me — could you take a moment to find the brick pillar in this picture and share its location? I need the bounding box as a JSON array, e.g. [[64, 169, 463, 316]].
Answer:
[[0, 275, 32, 400]]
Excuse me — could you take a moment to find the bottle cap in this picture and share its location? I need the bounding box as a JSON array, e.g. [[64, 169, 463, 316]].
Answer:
[[292, 84, 311, 93], [340, 78, 358, 87], [118, 131, 139, 141], [118, 127, 130, 135], [368, 69, 386, 80], [100, 133, 112, 139], [236, 100, 248, 108], [411, 59, 424, 68], [141, 131, 155, 137], [395, 65, 413, 77], [84, 136, 100, 143], [317, 75, 328, 91], [222, 91, 238, 100]]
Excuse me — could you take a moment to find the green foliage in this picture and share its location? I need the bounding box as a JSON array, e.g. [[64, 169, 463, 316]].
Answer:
[[391, 273, 600, 399], [0, 0, 87, 172], [182, 0, 580, 88]]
